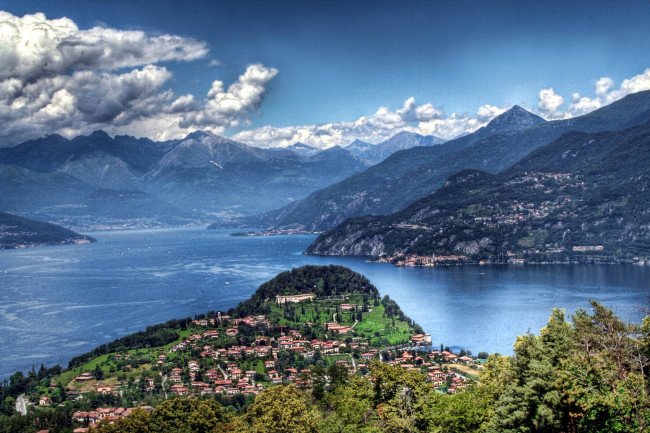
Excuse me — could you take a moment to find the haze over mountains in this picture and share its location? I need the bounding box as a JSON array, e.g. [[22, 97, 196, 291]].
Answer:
[[346, 132, 447, 164], [3, 90, 650, 236], [0, 127, 443, 230], [233, 91, 650, 232]]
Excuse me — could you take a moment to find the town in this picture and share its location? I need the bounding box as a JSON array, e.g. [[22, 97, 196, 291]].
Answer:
[[17, 286, 483, 432]]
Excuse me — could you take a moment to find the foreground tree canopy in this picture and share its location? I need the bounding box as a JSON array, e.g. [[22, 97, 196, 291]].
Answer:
[[69, 300, 650, 433]]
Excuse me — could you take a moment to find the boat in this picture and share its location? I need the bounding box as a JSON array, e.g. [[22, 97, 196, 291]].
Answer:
[[225, 281, 231, 285]]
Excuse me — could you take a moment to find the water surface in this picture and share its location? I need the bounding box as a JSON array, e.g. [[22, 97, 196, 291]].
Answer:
[[1, 228, 648, 378]]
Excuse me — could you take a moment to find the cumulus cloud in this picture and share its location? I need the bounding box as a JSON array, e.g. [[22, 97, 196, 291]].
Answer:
[[233, 66, 650, 149], [533, 69, 650, 121], [0, 11, 208, 82], [0, 65, 175, 142], [566, 69, 650, 117], [537, 88, 567, 120], [181, 63, 278, 129], [1, 10, 649, 150], [0, 11, 278, 144], [476, 104, 508, 123], [232, 99, 505, 149]]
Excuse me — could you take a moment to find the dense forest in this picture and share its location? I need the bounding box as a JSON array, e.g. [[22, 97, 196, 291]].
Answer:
[[230, 265, 381, 317]]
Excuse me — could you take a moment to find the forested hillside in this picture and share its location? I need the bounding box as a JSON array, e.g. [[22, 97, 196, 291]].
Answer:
[[307, 120, 650, 263], [237, 91, 650, 232]]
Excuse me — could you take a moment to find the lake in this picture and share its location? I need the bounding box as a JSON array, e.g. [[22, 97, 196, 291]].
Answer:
[[1, 227, 649, 379]]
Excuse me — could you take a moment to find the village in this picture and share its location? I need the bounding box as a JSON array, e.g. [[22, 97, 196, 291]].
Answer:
[[27, 292, 481, 432]]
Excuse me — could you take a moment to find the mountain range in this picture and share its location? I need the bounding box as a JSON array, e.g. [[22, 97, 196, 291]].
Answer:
[[0, 132, 369, 229], [0, 127, 450, 230], [231, 91, 650, 232], [306, 117, 650, 263]]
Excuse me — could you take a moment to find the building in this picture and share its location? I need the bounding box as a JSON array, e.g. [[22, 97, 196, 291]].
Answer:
[[275, 293, 315, 304]]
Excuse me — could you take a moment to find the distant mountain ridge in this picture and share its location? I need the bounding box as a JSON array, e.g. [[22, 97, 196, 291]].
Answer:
[[230, 91, 650, 232], [306, 119, 650, 263], [0, 130, 375, 229], [342, 132, 447, 164], [345, 139, 374, 156]]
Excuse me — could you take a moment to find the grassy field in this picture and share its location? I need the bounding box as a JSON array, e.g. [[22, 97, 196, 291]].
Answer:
[[353, 304, 412, 346], [56, 328, 196, 387], [268, 297, 413, 347], [448, 363, 482, 380]]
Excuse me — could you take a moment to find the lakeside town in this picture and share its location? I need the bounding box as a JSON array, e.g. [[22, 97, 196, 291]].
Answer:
[[230, 227, 320, 237], [9, 282, 483, 432]]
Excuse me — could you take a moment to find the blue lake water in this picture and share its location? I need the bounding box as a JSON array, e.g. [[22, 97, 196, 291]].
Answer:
[[1, 227, 649, 379]]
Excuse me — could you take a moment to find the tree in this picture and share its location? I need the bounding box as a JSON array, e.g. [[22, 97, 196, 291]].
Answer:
[[487, 309, 573, 433], [425, 385, 494, 433], [327, 364, 349, 391], [369, 361, 434, 432], [94, 364, 104, 380], [560, 301, 650, 432], [241, 385, 319, 433], [148, 398, 226, 433], [321, 376, 378, 432]]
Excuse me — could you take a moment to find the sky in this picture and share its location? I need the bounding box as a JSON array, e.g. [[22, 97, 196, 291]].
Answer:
[[1, 0, 650, 148]]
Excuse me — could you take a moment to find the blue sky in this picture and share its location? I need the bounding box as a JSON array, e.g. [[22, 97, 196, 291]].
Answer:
[[1, 0, 649, 147]]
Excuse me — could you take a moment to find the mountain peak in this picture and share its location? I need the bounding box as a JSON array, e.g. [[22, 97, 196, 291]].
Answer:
[[88, 130, 112, 140], [348, 139, 370, 145], [485, 106, 546, 134], [345, 139, 374, 157]]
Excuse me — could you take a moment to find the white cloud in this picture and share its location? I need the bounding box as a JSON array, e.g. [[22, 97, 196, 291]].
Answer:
[[233, 66, 650, 149], [476, 104, 508, 123], [1, 10, 649, 150], [232, 99, 504, 149], [532, 69, 650, 121], [180, 63, 278, 129], [0, 65, 176, 143], [566, 69, 650, 117], [0, 11, 208, 82], [0, 11, 278, 145], [537, 88, 567, 120]]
